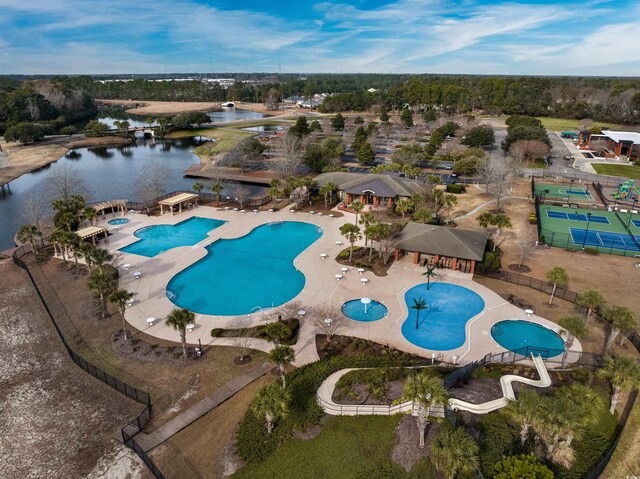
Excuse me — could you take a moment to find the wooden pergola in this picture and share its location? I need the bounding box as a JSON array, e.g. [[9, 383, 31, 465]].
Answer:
[[158, 193, 198, 215], [92, 199, 128, 216], [76, 226, 108, 245]]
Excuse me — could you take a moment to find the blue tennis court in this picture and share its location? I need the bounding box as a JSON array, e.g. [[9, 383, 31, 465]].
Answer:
[[547, 211, 610, 224], [561, 189, 592, 197], [570, 227, 640, 252], [632, 219, 640, 228]]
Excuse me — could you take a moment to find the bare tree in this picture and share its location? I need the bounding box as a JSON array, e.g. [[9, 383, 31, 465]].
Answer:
[[378, 235, 399, 264], [137, 158, 170, 210], [514, 235, 536, 268], [229, 182, 252, 210], [509, 139, 550, 164], [270, 133, 305, 178], [263, 88, 280, 111], [230, 319, 258, 363], [479, 156, 518, 210], [272, 301, 304, 321], [589, 138, 608, 156], [47, 163, 88, 204], [226, 137, 263, 174], [312, 303, 346, 342], [21, 194, 46, 243]]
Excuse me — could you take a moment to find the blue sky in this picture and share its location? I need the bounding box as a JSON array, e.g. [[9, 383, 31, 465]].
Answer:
[[0, 0, 638, 75]]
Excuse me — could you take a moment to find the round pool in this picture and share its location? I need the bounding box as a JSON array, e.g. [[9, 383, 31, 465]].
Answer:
[[342, 299, 388, 322], [108, 218, 130, 225], [491, 320, 565, 358]]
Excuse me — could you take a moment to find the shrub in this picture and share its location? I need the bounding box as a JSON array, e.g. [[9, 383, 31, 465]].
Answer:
[[583, 247, 599, 255], [478, 413, 519, 478], [529, 217, 537, 224], [494, 454, 553, 479], [446, 184, 466, 194], [570, 368, 594, 385]]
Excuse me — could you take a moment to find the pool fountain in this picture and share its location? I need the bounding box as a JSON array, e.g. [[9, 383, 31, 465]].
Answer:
[[342, 298, 387, 322]]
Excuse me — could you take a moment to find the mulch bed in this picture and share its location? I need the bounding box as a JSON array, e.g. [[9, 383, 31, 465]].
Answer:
[[336, 246, 395, 276]]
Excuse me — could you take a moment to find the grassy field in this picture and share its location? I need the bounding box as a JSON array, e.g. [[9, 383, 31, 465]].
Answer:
[[232, 415, 433, 479], [536, 117, 622, 132], [592, 163, 640, 179]]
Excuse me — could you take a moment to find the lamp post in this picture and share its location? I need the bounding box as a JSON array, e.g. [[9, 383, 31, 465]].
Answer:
[[582, 212, 592, 249], [568, 179, 574, 202], [628, 198, 638, 229]]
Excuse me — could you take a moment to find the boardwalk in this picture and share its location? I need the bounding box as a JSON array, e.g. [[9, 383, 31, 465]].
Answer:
[[183, 163, 275, 185], [134, 362, 272, 452]]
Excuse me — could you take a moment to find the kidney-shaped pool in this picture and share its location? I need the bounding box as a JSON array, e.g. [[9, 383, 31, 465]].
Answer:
[[166, 221, 322, 316]]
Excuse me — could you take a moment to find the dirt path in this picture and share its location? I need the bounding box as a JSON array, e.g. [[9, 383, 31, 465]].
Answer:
[[0, 259, 144, 478]]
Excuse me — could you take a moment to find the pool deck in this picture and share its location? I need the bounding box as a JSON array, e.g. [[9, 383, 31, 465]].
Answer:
[[98, 205, 580, 366]]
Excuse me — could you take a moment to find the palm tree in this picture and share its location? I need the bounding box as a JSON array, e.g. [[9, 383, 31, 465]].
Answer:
[[402, 372, 448, 447], [77, 242, 97, 271], [49, 230, 67, 262], [545, 266, 569, 305], [559, 315, 588, 367], [603, 306, 637, 353], [17, 224, 41, 257], [339, 223, 362, 263], [503, 388, 544, 446], [359, 211, 376, 246], [411, 297, 428, 330], [319, 182, 338, 209], [252, 384, 290, 434], [597, 355, 640, 414], [351, 199, 364, 227], [263, 321, 289, 345], [90, 248, 113, 274], [477, 212, 512, 251], [268, 179, 281, 205], [192, 182, 204, 204], [422, 264, 437, 290], [82, 207, 99, 226], [576, 289, 606, 326], [166, 308, 195, 359], [109, 289, 134, 340], [431, 425, 479, 479], [87, 269, 115, 318], [365, 223, 381, 261], [395, 198, 413, 220], [210, 181, 224, 206], [269, 345, 295, 388], [441, 193, 458, 223]]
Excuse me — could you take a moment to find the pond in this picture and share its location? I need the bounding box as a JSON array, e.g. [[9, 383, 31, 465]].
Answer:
[[0, 137, 266, 250]]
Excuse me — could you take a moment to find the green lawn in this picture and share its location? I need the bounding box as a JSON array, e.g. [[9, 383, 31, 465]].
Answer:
[[536, 117, 622, 132], [603, 396, 640, 478], [232, 415, 435, 479], [592, 163, 640, 179]]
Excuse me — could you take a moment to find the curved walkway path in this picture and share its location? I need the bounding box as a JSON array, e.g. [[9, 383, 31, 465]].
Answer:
[[316, 355, 551, 417]]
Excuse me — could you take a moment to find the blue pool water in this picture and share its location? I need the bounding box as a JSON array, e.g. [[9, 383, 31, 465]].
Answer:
[[401, 283, 485, 350], [108, 218, 130, 225], [166, 221, 322, 316], [342, 299, 388, 322], [119, 217, 225, 257], [491, 320, 565, 358]]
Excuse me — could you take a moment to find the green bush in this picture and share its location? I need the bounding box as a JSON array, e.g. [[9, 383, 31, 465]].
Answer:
[[570, 367, 594, 385], [494, 454, 553, 478], [210, 318, 300, 345], [478, 413, 520, 478], [446, 184, 466, 194], [477, 247, 502, 274], [583, 247, 599, 255], [337, 246, 364, 259]]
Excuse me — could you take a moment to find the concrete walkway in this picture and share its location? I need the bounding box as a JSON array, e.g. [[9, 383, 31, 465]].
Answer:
[[134, 362, 272, 452]]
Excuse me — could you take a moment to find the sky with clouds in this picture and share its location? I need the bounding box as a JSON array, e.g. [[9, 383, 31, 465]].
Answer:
[[0, 0, 638, 75]]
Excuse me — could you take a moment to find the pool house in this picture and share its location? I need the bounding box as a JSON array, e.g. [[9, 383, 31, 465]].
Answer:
[[314, 172, 427, 208], [393, 222, 488, 273]]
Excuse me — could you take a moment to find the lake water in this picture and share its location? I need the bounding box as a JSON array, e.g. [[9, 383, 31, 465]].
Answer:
[[207, 108, 265, 123], [0, 136, 266, 250]]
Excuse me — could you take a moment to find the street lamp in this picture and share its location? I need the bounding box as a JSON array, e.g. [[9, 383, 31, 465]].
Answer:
[[568, 179, 574, 202], [628, 198, 638, 229], [582, 212, 592, 248]]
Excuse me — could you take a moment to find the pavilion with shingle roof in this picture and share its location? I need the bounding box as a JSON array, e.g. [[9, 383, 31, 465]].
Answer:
[[394, 222, 489, 274]]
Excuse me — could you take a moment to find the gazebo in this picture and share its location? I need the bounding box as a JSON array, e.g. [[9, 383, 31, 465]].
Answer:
[[76, 225, 109, 245], [91, 199, 128, 217], [158, 193, 199, 215]]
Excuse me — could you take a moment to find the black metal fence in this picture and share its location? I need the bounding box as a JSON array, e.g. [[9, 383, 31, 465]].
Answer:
[[529, 170, 625, 188], [11, 246, 165, 479]]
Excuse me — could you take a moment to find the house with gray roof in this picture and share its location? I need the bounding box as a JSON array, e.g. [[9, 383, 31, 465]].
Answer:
[[393, 222, 489, 274], [314, 172, 427, 208]]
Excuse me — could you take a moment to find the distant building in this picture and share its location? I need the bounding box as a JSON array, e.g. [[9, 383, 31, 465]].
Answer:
[[367, 88, 379, 93], [314, 172, 427, 208], [580, 130, 640, 160], [283, 95, 305, 105]]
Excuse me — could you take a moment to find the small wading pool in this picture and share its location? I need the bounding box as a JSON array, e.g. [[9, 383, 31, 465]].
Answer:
[[341, 299, 388, 322], [491, 320, 565, 358], [108, 218, 130, 225]]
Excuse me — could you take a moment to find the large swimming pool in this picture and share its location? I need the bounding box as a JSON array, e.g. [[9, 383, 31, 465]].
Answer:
[[401, 283, 485, 350], [166, 221, 322, 316], [491, 320, 565, 358], [119, 216, 225, 257]]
